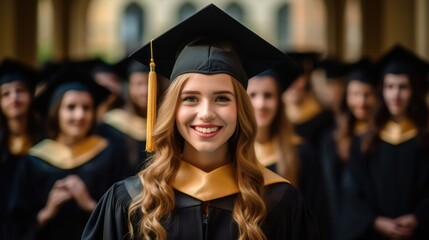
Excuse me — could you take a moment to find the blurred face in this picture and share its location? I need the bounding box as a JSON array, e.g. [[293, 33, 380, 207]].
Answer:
[[0, 81, 31, 119], [176, 73, 237, 154], [383, 74, 412, 119], [282, 75, 306, 104], [325, 79, 345, 111], [128, 72, 148, 110], [247, 76, 279, 129], [58, 91, 94, 141], [346, 80, 377, 121]]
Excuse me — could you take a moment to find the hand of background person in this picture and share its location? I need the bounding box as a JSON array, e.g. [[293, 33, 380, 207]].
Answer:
[[393, 214, 417, 238], [60, 175, 96, 212], [37, 181, 72, 227], [374, 216, 411, 240]]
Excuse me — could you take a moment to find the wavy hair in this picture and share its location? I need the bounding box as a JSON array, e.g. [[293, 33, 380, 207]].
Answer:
[[128, 73, 267, 240]]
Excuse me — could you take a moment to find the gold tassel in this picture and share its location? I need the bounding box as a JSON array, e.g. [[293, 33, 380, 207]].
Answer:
[[146, 40, 157, 152]]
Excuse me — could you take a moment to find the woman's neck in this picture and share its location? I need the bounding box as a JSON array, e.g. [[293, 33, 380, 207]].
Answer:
[[7, 116, 28, 136], [181, 144, 230, 172], [56, 134, 86, 147]]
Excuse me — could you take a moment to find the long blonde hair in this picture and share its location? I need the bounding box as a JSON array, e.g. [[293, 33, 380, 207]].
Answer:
[[128, 73, 267, 240]]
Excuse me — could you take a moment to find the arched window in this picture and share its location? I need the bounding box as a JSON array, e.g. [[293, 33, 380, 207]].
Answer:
[[178, 3, 196, 22], [226, 3, 244, 23], [277, 4, 290, 50], [121, 3, 144, 55]]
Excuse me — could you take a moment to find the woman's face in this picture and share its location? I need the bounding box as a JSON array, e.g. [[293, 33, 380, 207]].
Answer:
[[128, 72, 148, 110], [346, 80, 377, 121], [383, 74, 412, 119], [0, 81, 31, 119], [58, 91, 94, 141], [176, 73, 237, 154], [247, 76, 279, 129]]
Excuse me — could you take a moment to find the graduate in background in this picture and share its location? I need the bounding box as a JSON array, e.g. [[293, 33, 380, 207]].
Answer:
[[0, 59, 44, 240], [354, 45, 429, 239], [97, 59, 165, 174], [91, 60, 125, 121], [82, 5, 319, 240], [282, 52, 334, 147], [11, 66, 130, 240], [247, 64, 318, 196], [316, 58, 349, 125], [320, 58, 378, 240]]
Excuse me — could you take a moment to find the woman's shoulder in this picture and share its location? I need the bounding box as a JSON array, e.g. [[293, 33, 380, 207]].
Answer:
[[105, 176, 142, 204], [264, 181, 313, 213]]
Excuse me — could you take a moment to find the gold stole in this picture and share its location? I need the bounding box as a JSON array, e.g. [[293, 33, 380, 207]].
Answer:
[[170, 161, 288, 201], [29, 135, 108, 169], [379, 118, 417, 145], [286, 95, 322, 124], [103, 109, 146, 141]]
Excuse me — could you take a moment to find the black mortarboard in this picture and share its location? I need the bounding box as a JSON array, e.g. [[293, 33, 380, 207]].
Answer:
[[378, 44, 429, 79], [285, 51, 321, 75], [256, 59, 302, 92], [315, 58, 349, 80], [0, 58, 40, 91], [34, 64, 110, 116], [113, 58, 150, 81], [130, 4, 288, 88], [346, 58, 378, 86]]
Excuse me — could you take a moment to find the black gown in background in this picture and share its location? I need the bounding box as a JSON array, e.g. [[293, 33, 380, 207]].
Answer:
[[83, 177, 319, 240], [351, 122, 429, 239], [320, 129, 373, 240], [97, 108, 148, 174], [0, 146, 26, 240], [11, 136, 130, 240]]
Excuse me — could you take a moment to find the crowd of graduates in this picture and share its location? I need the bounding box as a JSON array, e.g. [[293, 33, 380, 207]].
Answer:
[[1, 42, 429, 240]]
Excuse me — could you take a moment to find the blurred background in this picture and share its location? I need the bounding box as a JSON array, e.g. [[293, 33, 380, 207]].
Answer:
[[1, 0, 428, 67]]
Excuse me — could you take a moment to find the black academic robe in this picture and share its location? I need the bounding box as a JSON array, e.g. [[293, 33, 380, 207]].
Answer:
[[0, 147, 26, 240], [97, 122, 147, 174], [293, 109, 334, 148], [82, 176, 320, 240], [11, 138, 130, 240], [320, 130, 373, 240], [352, 137, 429, 239]]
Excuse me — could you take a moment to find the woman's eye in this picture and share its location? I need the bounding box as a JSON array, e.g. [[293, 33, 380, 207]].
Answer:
[[67, 104, 76, 110], [216, 95, 230, 102], [183, 96, 198, 102]]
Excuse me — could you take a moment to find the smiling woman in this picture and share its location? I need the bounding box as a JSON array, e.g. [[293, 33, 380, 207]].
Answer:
[[82, 4, 319, 240]]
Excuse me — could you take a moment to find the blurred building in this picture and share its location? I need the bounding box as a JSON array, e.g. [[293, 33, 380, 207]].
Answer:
[[1, 0, 428, 67]]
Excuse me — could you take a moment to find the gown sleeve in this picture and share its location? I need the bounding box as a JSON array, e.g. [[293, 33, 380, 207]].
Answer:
[[264, 182, 320, 240], [82, 178, 137, 240]]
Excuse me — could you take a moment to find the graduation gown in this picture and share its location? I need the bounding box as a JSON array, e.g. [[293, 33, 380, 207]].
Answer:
[[1, 132, 44, 240], [0, 146, 26, 240], [82, 161, 320, 240], [97, 108, 148, 174], [320, 125, 373, 240], [286, 96, 334, 147], [11, 135, 130, 240], [352, 119, 429, 239]]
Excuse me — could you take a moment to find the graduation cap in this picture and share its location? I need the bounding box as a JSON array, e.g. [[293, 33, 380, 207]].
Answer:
[[34, 64, 110, 116], [378, 44, 429, 83], [255, 60, 302, 92], [285, 51, 320, 73], [114, 57, 150, 81], [130, 4, 288, 87], [346, 58, 378, 86], [0, 58, 41, 91], [315, 58, 350, 80], [130, 4, 289, 152]]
